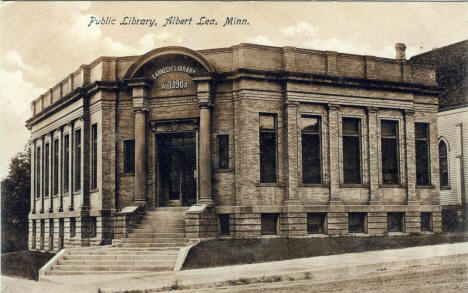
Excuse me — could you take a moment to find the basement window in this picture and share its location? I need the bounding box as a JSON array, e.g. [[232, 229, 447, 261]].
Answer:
[[307, 213, 326, 234], [387, 213, 405, 232], [90, 217, 97, 238], [421, 213, 432, 232], [218, 214, 230, 236], [70, 217, 76, 238], [348, 213, 366, 233], [261, 213, 278, 235]]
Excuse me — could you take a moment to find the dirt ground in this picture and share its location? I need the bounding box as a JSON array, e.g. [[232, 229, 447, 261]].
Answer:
[[193, 263, 468, 293]]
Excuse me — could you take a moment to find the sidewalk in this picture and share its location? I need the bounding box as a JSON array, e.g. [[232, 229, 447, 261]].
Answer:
[[4, 242, 468, 293]]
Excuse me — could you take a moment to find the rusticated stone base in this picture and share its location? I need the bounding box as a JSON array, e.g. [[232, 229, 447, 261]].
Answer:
[[327, 212, 348, 236], [280, 212, 307, 237], [230, 213, 261, 238], [367, 212, 387, 236], [185, 205, 218, 239]]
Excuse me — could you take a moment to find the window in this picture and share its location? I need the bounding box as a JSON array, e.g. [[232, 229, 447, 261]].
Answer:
[[91, 124, 98, 189], [74, 129, 81, 191], [45, 143, 50, 196], [124, 140, 135, 173], [53, 139, 59, 195], [415, 123, 430, 185], [421, 212, 432, 232], [259, 114, 277, 183], [439, 141, 449, 188], [261, 213, 278, 235], [387, 213, 404, 232], [348, 213, 366, 233], [32, 220, 36, 249], [302, 116, 322, 184], [63, 134, 69, 193], [307, 213, 326, 234], [35, 147, 41, 198], [90, 217, 97, 238], [70, 218, 76, 238], [59, 218, 64, 249], [49, 219, 54, 251], [40, 220, 45, 250], [381, 120, 399, 184], [218, 214, 230, 236], [217, 135, 229, 169], [342, 118, 361, 184]]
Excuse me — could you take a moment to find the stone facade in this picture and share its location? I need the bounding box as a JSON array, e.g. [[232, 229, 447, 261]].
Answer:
[[27, 43, 443, 252]]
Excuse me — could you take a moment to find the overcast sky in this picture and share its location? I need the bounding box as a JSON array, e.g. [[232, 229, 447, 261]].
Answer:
[[1, 1, 467, 178]]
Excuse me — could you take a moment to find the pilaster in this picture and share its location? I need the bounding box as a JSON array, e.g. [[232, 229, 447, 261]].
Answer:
[[328, 103, 342, 204], [405, 109, 418, 205], [367, 107, 380, 205]]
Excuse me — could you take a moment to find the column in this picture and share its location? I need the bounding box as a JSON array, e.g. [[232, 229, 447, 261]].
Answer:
[[284, 101, 300, 204], [367, 107, 380, 204], [69, 121, 74, 211], [134, 108, 147, 205], [198, 103, 213, 205], [58, 127, 63, 212], [128, 78, 152, 206], [40, 136, 45, 213], [31, 140, 36, 214], [405, 109, 418, 204], [328, 104, 341, 204], [48, 132, 53, 213]]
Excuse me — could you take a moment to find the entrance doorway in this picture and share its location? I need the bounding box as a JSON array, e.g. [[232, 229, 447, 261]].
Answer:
[[157, 132, 197, 206]]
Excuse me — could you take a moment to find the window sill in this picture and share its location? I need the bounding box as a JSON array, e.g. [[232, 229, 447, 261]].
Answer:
[[90, 188, 99, 193], [440, 186, 451, 190], [62, 192, 69, 197], [306, 233, 328, 238], [416, 185, 435, 189], [340, 184, 369, 188], [214, 168, 234, 173], [122, 173, 135, 177], [379, 184, 405, 188], [73, 191, 81, 195], [299, 183, 330, 188], [256, 183, 284, 187]]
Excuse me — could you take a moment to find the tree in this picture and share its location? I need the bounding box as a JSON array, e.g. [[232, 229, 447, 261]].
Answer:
[[1, 144, 31, 252]]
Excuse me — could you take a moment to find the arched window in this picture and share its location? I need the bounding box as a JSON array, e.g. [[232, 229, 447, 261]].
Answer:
[[439, 140, 449, 188]]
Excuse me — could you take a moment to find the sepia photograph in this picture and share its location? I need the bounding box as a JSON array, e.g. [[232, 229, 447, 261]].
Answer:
[[0, 1, 467, 292]]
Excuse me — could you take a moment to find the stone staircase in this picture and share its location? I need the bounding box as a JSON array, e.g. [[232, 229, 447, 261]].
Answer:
[[44, 207, 190, 275]]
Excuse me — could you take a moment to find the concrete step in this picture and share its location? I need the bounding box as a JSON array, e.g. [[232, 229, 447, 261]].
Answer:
[[63, 254, 178, 261], [126, 232, 186, 238], [117, 243, 188, 248], [69, 247, 180, 255], [57, 259, 176, 266], [51, 265, 172, 272], [122, 238, 189, 244], [132, 227, 186, 233], [45, 270, 132, 275]]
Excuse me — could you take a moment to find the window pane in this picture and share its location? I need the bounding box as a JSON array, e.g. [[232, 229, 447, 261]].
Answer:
[[124, 140, 135, 173], [64, 135, 69, 192], [416, 140, 430, 185], [415, 123, 428, 139], [260, 132, 277, 183], [36, 147, 41, 197], [74, 129, 81, 191], [260, 115, 275, 130], [45, 143, 49, 196], [439, 141, 449, 187], [218, 135, 229, 169], [53, 139, 59, 195], [381, 120, 397, 137], [302, 133, 321, 183], [92, 124, 98, 189], [342, 118, 360, 135], [382, 138, 399, 184], [343, 136, 361, 184], [302, 117, 320, 132]]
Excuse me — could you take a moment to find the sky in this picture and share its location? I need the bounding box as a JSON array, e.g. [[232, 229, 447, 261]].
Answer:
[[1, 1, 468, 178]]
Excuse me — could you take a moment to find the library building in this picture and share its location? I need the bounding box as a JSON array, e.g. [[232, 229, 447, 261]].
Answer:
[[27, 43, 443, 254]]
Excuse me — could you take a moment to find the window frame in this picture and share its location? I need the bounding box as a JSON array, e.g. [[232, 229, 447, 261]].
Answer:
[[53, 138, 59, 195], [380, 119, 401, 185], [259, 113, 278, 184], [44, 142, 50, 197], [217, 134, 229, 169], [63, 133, 70, 193], [74, 128, 82, 192], [438, 139, 450, 189], [341, 117, 362, 185], [123, 139, 135, 174], [91, 123, 98, 190], [301, 115, 323, 184], [35, 146, 41, 198], [415, 122, 431, 186]]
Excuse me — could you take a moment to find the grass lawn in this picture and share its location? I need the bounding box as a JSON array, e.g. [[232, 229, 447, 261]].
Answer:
[[1, 250, 55, 280], [183, 232, 468, 270]]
